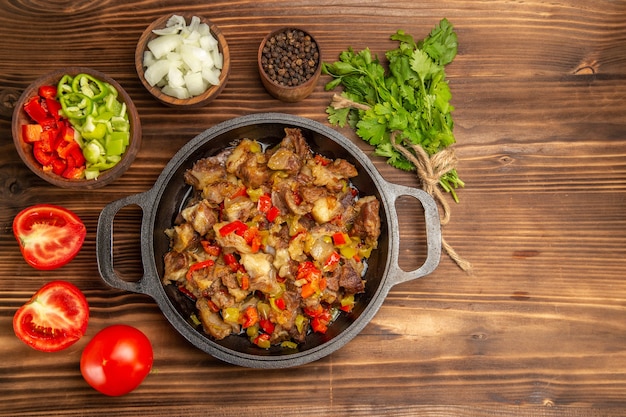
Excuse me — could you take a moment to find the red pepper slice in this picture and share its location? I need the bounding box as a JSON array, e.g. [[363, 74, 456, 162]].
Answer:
[[61, 166, 85, 180], [50, 158, 67, 176], [259, 318, 275, 335], [240, 274, 250, 291], [274, 297, 286, 310], [311, 316, 328, 334], [186, 259, 215, 280], [332, 232, 347, 246], [223, 253, 241, 273], [23, 96, 49, 124], [324, 251, 341, 269], [266, 206, 280, 223], [38, 85, 57, 99], [201, 241, 221, 256], [314, 154, 331, 166], [33, 141, 54, 165], [257, 194, 272, 213], [45, 97, 62, 119], [22, 124, 43, 143], [241, 306, 259, 328], [218, 220, 248, 237], [230, 186, 248, 199]]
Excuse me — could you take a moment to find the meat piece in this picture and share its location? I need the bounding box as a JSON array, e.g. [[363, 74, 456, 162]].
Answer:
[[185, 156, 227, 191], [223, 196, 255, 223], [197, 300, 233, 340], [326, 158, 358, 179], [339, 264, 365, 294], [325, 267, 341, 292], [201, 180, 240, 205], [351, 196, 381, 247], [267, 147, 302, 175], [309, 163, 345, 193], [163, 251, 189, 284], [181, 199, 219, 236], [279, 182, 311, 216], [239, 252, 281, 294], [280, 127, 312, 160], [299, 185, 329, 204], [166, 223, 199, 253], [226, 139, 271, 188], [237, 156, 271, 188]]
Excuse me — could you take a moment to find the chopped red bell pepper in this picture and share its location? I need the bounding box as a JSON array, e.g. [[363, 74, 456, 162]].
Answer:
[[243, 226, 261, 253], [223, 252, 241, 273], [21, 88, 87, 180], [230, 185, 248, 199], [332, 232, 348, 246], [241, 306, 259, 328], [311, 316, 328, 334], [266, 206, 280, 222], [33, 141, 54, 165], [49, 158, 67, 176], [207, 299, 220, 313], [324, 251, 341, 270], [185, 259, 215, 280], [257, 193, 272, 213], [201, 241, 221, 256], [259, 318, 275, 335], [45, 97, 62, 119], [178, 285, 197, 301], [38, 85, 57, 99], [240, 274, 250, 291], [219, 220, 248, 237], [61, 166, 85, 180], [253, 333, 271, 349], [22, 124, 43, 143], [274, 297, 286, 310], [314, 154, 331, 166], [23, 96, 49, 124]]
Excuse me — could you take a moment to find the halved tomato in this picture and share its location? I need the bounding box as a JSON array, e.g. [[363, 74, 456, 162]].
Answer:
[[13, 204, 86, 270], [13, 280, 89, 352]]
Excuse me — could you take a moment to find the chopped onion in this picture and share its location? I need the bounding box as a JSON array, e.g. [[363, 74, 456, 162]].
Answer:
[[144, 15, 223, 98]]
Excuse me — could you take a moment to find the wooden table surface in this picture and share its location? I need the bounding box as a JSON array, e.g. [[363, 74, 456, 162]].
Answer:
[[1, 0, 626, 415]]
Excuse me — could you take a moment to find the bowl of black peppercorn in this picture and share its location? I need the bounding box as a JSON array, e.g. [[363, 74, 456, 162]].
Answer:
[[258, 27, 321, 102]]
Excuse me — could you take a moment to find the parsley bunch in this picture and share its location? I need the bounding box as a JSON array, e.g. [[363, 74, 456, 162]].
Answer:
[[323, 18, 463, 202]]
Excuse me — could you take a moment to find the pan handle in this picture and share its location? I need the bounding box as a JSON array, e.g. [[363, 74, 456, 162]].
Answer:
[[96, 190, 155, 296], [383, 183, 442, 287]]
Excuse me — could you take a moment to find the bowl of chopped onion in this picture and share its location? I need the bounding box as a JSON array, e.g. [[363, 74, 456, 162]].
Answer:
[[12, 67, 141, 189], [136, 14, 230, 108]]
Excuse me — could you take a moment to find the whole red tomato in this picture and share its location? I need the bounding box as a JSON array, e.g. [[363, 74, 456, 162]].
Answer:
[[80, 324, 153, 396]]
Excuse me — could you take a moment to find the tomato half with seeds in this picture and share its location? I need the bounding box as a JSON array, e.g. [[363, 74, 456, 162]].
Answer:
[[81, 325, 153, 396], [13, 204, 86, 270], [13, 280, 89, 352]]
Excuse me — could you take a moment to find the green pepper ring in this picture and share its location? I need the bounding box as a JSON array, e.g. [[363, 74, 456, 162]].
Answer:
[[59, 92, 93, 120], [71, 73, 108, 101]]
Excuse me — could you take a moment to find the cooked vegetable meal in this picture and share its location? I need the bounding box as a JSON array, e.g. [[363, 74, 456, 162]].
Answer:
[[163, 128, 381, 349]]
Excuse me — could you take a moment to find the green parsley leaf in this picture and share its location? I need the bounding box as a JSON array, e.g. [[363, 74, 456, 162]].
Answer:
[[323, 18, 463, 200]]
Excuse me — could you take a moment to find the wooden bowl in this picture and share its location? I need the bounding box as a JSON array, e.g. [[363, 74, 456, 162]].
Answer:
[[135, 14, 230, 108], [12, 67, 141, 189], [257, 27, 322, 103]]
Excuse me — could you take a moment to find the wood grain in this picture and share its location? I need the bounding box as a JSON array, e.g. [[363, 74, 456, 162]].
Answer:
[[1, 0, 626, 415]]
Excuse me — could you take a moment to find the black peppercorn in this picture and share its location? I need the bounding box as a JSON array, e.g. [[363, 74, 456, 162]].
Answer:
[[261, 28, 319, 87]]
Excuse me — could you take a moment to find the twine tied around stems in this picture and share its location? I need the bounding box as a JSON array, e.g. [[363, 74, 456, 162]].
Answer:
[[330, 94, 472, 273], [390, 131, 472, 273]]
